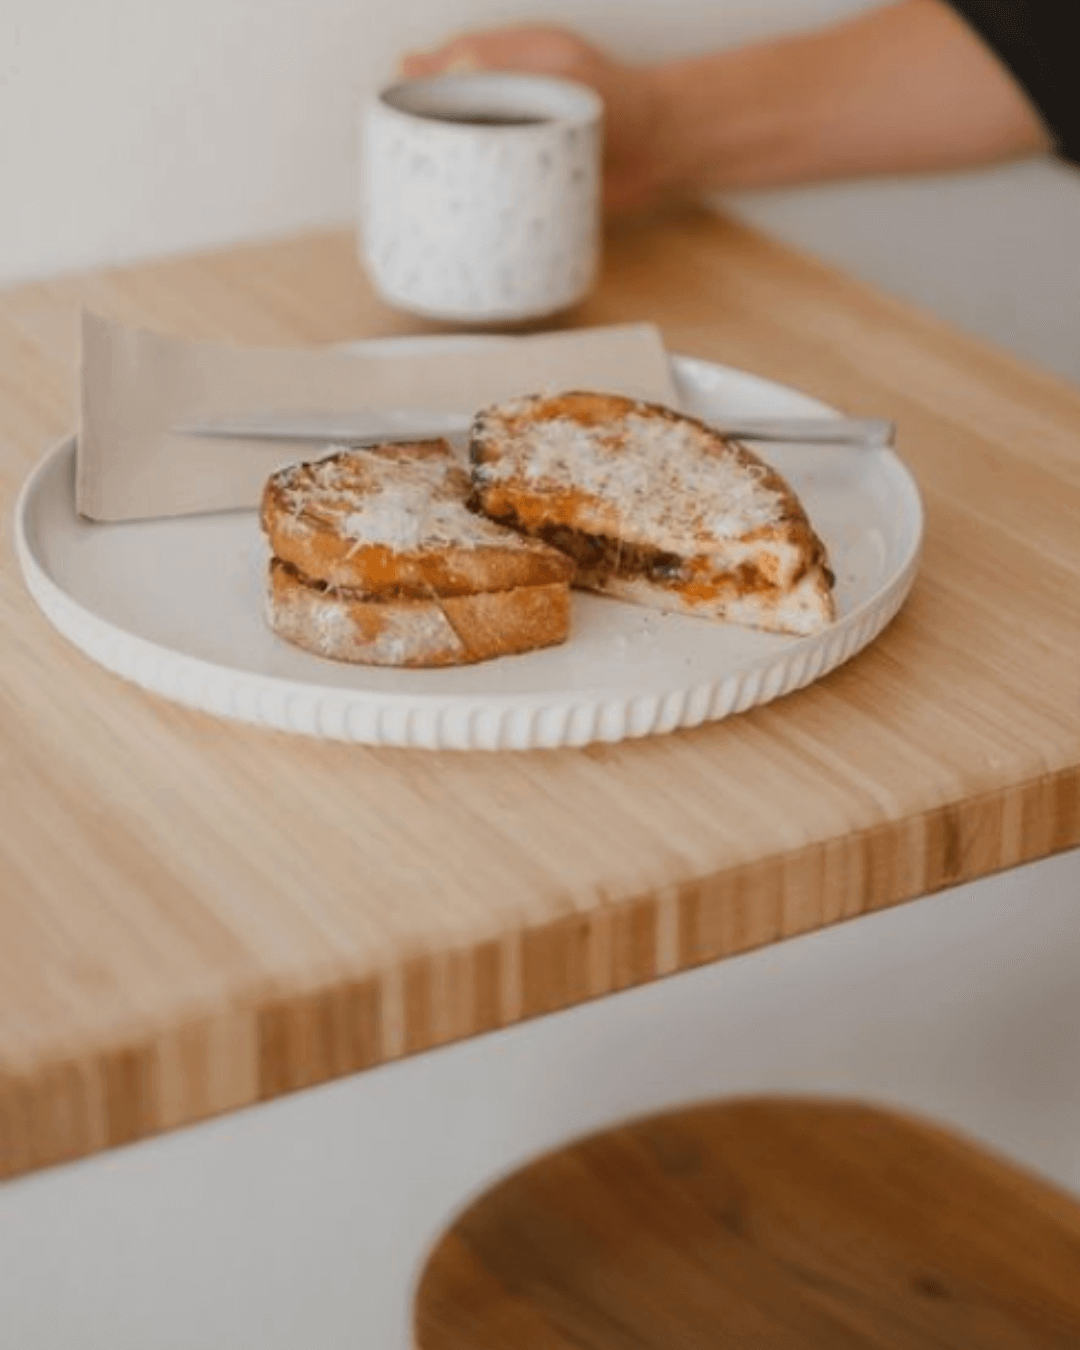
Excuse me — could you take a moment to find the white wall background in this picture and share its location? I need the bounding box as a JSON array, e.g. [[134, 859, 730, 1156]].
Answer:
[[4, 0, 1080, 382]]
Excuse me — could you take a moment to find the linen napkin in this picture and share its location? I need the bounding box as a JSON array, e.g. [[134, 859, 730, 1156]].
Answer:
[[77, 311, 679, 521]]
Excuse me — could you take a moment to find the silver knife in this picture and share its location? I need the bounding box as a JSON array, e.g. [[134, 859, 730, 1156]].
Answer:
[[174, 412, 895, 449]]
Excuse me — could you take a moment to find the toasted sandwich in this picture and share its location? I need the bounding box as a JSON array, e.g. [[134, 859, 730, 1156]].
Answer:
[[470, 392, 836, 636], [261, 440, 575, 667]]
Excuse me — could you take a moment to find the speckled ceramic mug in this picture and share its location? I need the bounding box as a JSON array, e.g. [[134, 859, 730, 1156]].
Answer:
[[360, 73, 603, 324]]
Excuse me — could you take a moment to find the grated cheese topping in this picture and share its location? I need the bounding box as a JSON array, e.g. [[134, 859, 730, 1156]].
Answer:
[[273, 442, 533, 554], [475, 403, 788, 548]]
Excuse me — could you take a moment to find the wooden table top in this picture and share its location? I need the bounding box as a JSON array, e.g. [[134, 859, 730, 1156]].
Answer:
[[2, 210, 1079, 1183]]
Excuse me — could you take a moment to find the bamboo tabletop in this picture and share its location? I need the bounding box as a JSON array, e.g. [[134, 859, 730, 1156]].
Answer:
[[1, 210, 1078, 1182]]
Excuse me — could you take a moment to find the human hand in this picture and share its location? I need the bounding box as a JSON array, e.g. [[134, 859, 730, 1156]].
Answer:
[[400, 5, 1055, 209], [401, 25, 674, 213]]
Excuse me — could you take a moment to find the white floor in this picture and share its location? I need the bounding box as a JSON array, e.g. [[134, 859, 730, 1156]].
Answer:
[[2, 847, 1078, 1349]]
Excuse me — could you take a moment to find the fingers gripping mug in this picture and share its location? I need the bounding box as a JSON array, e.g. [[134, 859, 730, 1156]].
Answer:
[[360, 73, 604, 324]]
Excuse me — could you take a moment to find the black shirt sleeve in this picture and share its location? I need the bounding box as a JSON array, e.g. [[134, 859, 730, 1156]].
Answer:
[[948, 0, 1080, 165]]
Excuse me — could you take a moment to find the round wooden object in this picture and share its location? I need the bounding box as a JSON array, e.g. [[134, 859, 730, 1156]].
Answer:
[[415, 1098, 1080, 1349]]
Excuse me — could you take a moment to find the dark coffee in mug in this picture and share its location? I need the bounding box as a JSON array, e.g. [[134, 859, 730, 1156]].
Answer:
[[424, 112, 549, 126]]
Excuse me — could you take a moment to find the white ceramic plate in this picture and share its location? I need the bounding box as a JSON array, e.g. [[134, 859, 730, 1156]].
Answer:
[[14, 341, 922, 751]]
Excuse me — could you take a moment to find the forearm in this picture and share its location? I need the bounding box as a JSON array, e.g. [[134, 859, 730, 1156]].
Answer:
[[646, 0, 1051, 196]]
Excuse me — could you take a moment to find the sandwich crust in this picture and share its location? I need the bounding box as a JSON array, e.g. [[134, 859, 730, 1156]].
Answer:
[[266, 559, 570, 668]]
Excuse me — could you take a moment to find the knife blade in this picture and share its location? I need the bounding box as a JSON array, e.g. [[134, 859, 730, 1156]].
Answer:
[[174, 413, 895, 449]]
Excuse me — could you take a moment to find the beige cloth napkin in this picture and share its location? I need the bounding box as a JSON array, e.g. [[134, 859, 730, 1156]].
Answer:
[[77, 312, 679, 521]]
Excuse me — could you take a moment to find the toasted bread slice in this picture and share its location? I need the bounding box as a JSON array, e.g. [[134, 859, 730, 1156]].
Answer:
[[262, 440, 574, 596], [470, 392, 836, 636], [266, 559, 570, 668]]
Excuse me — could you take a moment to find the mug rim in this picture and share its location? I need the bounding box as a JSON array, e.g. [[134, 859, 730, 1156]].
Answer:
[[376, 72, 603, 130]]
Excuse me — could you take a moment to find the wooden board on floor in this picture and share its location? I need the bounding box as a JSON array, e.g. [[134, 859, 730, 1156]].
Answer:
[[416, 1098, 1080, 1349]]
